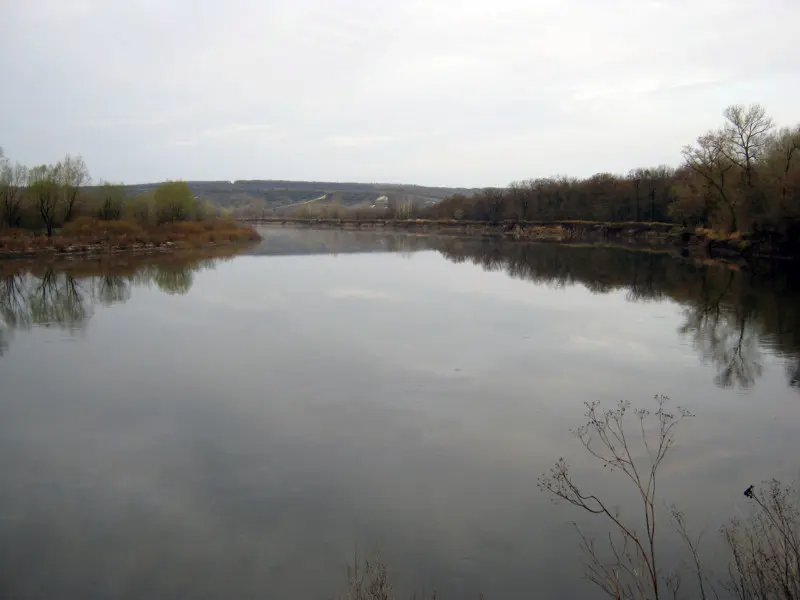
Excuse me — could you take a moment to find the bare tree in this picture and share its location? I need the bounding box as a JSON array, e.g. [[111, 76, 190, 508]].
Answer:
[[766, 126, 800, 211], [57, 154, 90, 222], [721, 104, 774, 188], [629, 169, 647, 222], [648, 166, 676, 223], [94, 181, 126, 221], [387, 194, 412, 219], [28, 164, 62, 236], [627, 167, 674, 224], [1, 159, 28, 228], [683, 133, 739, 231], [0, 163, 28, 227], [538, 396, 693, 600], [507, 181, 530, 221], [481, 187, 506, 222]]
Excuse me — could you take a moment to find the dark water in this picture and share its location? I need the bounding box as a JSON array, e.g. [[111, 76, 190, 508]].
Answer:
[[1, 227, 798, 599]]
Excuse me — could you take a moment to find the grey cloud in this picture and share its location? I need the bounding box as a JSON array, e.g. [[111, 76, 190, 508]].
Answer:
[[1, 0, 798, 185]]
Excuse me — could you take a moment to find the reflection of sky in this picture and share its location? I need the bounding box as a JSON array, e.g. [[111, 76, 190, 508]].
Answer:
[[0, 249, 798, 599]]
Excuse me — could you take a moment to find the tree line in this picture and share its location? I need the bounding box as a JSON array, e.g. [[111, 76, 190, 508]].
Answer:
[[0, 149, 218, 236], [422, 104, 800, 238]]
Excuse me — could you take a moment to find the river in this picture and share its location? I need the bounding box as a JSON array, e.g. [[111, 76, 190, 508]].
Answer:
[[1, 226, 798, 599]]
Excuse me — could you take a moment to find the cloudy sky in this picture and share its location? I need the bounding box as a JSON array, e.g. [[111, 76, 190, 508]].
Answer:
[[1, 0, 798, 187]]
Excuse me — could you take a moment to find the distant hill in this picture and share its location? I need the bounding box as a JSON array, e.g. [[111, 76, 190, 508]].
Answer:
[[122, 180, 478, 217]]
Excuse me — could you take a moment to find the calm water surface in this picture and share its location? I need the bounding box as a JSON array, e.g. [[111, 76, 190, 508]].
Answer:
[[1, 227, 798, 599]]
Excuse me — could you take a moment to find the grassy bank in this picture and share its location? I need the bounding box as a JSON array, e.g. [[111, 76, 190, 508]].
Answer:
[[0, 158, 262, 259], [0, 217, 261, 259]]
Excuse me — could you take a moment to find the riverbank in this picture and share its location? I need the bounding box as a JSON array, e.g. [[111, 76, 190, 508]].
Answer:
[[244, 217, 797, 260], [0, 218, 261, 259]]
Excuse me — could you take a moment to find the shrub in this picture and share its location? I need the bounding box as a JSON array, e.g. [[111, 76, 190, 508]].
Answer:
[[62, 216, 101, 237], [125, 193, 155, 227], [154, 181, 194, 224], [62, 217, 143, 239], [102, 220, 144, 236]]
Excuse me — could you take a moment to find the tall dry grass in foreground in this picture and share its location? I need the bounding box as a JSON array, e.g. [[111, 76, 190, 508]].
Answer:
[[341, 553, 485, 600], [341, 396, 798, 600], [538, 395, 799, 600]]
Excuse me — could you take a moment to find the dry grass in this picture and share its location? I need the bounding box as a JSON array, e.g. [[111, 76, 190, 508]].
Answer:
[[0, 218, 261, 256], [342, 554, 484, 600], [724, 480, 800, 600]]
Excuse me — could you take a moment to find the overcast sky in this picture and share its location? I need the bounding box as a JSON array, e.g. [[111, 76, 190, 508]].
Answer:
[[1, 0, 798, 187]]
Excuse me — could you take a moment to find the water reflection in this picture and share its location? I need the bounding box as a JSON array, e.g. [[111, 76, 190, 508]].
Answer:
[[0, 249, 238, 352], [94, 274, 132, 306], [249, 227, 800, 391], [424, 238, 800, 391], [3, 231, 799, 392], [790, 361, 800, 388], [1, 229, 798, 600], [246, 226, 439, 256], [681, 300, 763, 388]]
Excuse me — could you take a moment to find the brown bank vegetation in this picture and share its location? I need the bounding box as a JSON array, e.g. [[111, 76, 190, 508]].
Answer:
[[0, 217, 260, 258], [0, 150, 260, 257]]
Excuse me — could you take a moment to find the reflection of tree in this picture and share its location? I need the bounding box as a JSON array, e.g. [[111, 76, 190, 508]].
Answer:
[[153, 266, 193, 295], [0, 273, 32, 329], [681, 306, 763, 388], [28, 269, 91, 331], [625, 253, 666, 302], [0, 249, 232, 355], [93, 275, 132, 306], [0, 274, 31, 355], [432, 239, 800, 391], [676, 268, 764, 389], [0, 270, 92, 353], [2, 239, 799, 393]]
